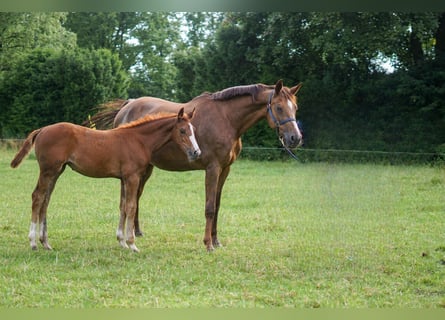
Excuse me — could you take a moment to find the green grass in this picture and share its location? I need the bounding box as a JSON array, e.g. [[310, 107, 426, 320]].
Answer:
[[0, 148, 444, 308]]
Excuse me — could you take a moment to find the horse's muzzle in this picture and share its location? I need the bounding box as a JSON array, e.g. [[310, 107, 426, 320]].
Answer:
[[282, 133, 303, 149]]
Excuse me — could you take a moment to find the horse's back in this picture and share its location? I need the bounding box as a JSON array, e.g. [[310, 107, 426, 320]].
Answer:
[[114, 97, 183, 127]]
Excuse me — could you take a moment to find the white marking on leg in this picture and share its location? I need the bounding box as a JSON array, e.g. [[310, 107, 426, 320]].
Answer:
[[29, 222, 37, 249], [116, 228, 129, 249], [188, 123, 201, 155]]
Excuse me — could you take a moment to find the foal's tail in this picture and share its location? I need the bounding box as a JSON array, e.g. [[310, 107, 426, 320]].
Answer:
[[82, 99, 128, 129], [10, 129, 42, 168]]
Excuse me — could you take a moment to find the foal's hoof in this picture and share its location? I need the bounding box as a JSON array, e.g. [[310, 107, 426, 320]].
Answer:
[[129, 243, 140, 253], [119, 240, 129, 249]]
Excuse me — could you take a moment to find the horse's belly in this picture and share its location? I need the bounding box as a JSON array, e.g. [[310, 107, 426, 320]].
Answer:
[[151, 144, 204, 172]]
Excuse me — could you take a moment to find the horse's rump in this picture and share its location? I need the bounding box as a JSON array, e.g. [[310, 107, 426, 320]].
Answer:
[[10, 129, 42, 168]]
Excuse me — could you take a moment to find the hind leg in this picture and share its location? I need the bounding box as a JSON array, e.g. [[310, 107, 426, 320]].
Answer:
[[30, 167, 64, 250]]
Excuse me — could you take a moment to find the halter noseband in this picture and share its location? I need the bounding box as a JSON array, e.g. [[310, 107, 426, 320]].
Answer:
[[266, 91, 297, 128], [266, 90, 302, 162]]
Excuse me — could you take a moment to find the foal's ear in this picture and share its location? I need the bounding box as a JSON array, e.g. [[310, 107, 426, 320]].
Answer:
[[274, 79, 283, 95], [187, 108, 196, 119], [290, 83, 303, 96], [177, 107, 185, 120]]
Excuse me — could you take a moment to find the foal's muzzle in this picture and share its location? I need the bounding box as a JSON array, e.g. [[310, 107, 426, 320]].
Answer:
[[187, 148, 201, 161]]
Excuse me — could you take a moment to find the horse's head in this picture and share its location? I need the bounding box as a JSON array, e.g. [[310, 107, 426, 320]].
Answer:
[[173, 107, 201, 161], [265, 80, 303, 149]]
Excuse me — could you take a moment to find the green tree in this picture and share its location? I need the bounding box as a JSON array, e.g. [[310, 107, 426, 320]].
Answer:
[[64, 12, 140, 71], [1, 48, 128, 137], [0, 12, 76, 72]]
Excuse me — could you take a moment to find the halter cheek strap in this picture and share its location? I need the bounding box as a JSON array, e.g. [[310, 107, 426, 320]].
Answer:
[[266, 91, 302, 162], [266, 91, 297, 128]]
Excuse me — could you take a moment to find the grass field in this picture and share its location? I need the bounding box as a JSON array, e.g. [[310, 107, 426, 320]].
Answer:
[[0, 148, 444, 308]]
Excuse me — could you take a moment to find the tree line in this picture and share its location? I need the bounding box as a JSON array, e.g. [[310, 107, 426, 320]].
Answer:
[[1, 12, 444, 155]]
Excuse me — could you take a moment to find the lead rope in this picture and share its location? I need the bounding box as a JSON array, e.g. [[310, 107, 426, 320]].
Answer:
[[278, 131, 303, 162]]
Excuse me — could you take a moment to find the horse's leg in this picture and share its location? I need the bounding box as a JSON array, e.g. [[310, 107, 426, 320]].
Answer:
[[123, 176, 140, 252], [30, 177, 46, 250], [212, 165, 231, 248], [117, 179, 129, 249], [203, 165, 222, 252], [30, 168, 63, 250], [134, 165, 154, 237]]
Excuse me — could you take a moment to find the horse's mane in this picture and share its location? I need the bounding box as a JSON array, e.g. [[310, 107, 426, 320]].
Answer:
[[117, 112, 176, 129], [210, 84, 262, 101]]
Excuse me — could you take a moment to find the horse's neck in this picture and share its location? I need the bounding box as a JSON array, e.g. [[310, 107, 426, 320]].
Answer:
[[224, 95, 269, 137]]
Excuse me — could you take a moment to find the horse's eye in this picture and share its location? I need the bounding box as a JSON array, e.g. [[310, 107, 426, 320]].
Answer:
[[179, 128, 186, 134], [276, 106, 283, 113]]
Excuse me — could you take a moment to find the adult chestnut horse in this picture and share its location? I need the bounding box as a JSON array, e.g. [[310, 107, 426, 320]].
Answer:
[[11, 108, 200, 252], [89, 80, 303, 251]]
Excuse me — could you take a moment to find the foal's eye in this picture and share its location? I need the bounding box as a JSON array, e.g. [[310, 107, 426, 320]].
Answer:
[[179, 128, 186, 134]]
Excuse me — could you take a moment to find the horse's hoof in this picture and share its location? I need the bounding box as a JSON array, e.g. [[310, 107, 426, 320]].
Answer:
[[31, 245, 38, 251], [213, 239, 222, 248], [206, 245, 215, 253], [129, 243, 140, 253], [119, 240, 129, 249], [135, 231, 143, 237]]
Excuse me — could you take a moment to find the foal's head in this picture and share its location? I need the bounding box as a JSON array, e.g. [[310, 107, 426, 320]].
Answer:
[[173, 108, 201, 161], [265, 80, 303, 149]]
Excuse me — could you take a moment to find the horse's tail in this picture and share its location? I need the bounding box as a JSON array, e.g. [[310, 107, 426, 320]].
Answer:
[[82, 99, 128, 129], [10, 129, 42, 168]]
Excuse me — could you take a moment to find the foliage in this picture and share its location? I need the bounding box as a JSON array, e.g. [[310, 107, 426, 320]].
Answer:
[[1, 12, 445, 156], [0, 12, 76, 72], [1, 149, 444, 307], [0, 48, 128, 137]]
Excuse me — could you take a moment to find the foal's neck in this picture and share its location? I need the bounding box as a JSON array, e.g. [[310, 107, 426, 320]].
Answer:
[[130, 117, 175, 150]]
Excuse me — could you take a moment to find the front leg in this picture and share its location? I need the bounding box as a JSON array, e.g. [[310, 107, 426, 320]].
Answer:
[[203, 166, 222, 252], [117, 179, 128, 249], [123, 176, 140, 253], [212, 165, 231, 248], [134, 165, 154, 237]]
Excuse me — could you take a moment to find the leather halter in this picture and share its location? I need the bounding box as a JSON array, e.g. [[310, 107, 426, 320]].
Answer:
[[266, 91, 302, 162], [266, 91, 297, 128]]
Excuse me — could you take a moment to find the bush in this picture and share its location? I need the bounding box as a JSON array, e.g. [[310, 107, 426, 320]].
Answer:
[[0, 48, 128, 138]]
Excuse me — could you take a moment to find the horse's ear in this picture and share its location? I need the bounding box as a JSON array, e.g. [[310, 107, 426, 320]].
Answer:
[[187, 108, 196, 119], [177, 107, 185, 120], [274, 79, 283, 95], [290, 83, 303, 96]]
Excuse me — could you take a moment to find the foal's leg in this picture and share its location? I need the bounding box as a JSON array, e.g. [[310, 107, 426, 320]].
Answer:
[[30, 168, 63, 250], [212, 165, 231, 248], [117, 179, 128, 249], [117, 176, 140, 252], [134, 165, 154, 237], [123, 176, 140, 252]]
